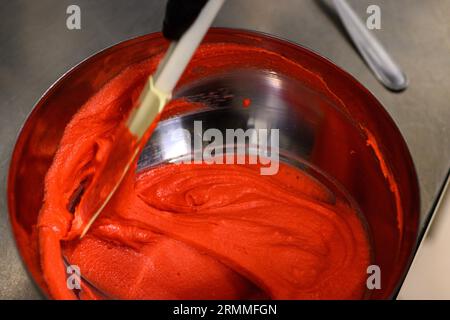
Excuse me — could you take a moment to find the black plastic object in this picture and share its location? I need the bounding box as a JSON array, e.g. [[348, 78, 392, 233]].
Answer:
[[162, 0, 208, 41]]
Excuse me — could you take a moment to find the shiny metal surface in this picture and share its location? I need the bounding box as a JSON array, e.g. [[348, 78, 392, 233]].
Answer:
[[332, 0, 408, 91], [142, 70, 318, 168], [0, 0, 449, 299]]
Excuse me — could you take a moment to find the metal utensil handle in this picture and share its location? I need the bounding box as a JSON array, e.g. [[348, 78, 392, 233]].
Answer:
[[333, 0, 408, 91]]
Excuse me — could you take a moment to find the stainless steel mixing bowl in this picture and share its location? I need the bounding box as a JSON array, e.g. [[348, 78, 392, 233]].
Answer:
[[7, 28, 420, 299]]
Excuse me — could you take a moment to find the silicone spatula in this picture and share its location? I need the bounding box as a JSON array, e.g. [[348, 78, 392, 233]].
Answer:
[[78, 0, 225, 238]]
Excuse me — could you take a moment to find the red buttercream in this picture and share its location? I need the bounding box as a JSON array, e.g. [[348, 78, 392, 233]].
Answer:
[[36, 43, 371, 300]]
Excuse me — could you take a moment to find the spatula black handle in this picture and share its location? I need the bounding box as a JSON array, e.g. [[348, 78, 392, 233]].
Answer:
[[162, 0, 208, 41]]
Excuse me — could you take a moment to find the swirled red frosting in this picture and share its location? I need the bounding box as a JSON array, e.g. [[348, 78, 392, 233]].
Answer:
[[37, 44, 371, 300]]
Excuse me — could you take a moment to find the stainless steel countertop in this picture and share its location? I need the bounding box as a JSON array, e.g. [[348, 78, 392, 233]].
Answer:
[[1, 0, 449, 299]]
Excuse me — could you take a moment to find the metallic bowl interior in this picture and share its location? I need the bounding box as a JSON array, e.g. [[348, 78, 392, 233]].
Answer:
[[7, 28, 420, 299]]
